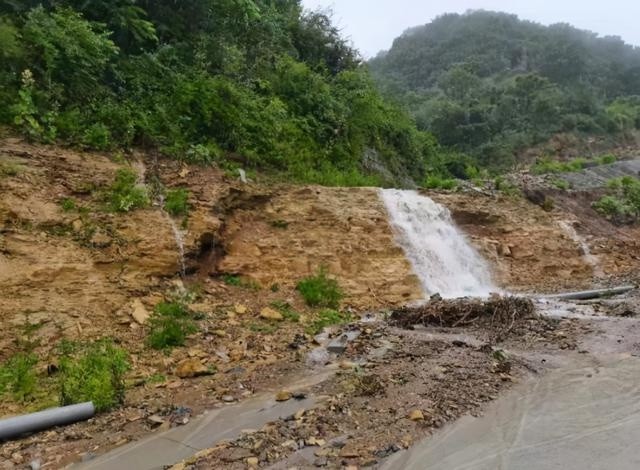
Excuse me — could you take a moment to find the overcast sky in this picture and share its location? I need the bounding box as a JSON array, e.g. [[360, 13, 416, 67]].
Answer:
[[301, 0, 640, 58]]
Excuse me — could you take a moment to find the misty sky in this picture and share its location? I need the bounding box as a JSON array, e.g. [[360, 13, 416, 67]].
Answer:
[[301, 0, 640, 58]]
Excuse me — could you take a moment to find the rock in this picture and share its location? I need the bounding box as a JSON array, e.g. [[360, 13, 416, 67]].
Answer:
[[313, 457, 328, 467], [213, 329, 227, 338], [408, 409, 424, 421], [306, 436, 326, 446], [130, 299, 150, 325], [327, 331, 360, 354], [89, 230, 111, 248], [147, 415, 165, 427], [175, 358, 212, 379], [498, 244, 512, 257], [222, 395, 236, 403], [71, 219, 83, 233], [246, 457, 259, 467], [235, 304, 248, 315], [275, 390, 292, 402], [292, 391, 308, 400], [29, 460, 41, 470], [260, 307, 283, 321], [11, 453, 23, 465]]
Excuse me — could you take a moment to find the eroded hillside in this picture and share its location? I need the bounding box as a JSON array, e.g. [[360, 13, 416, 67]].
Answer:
[[1, 138, 639, 466]]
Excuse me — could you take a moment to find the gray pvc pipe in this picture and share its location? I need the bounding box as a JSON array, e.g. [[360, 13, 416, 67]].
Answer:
[[551, 285, 635, 301], [0, 402, 95, 441]]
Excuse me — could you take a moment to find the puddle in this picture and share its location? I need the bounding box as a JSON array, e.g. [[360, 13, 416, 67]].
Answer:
[[381, 355, 640, 470]]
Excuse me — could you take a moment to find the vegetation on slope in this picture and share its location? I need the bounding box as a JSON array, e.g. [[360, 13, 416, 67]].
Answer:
[[0, 0, 437, 186], [369, 10, 640, 173]]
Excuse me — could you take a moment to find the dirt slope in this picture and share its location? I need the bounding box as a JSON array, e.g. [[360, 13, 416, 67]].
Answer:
[[1, 137, 639, 467]]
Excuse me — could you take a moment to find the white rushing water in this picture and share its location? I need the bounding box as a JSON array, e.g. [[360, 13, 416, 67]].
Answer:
[[558, 220, 603, 278], [380, 189, 496, 299]]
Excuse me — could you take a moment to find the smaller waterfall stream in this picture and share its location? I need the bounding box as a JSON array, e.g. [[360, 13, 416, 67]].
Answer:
[[558, 220, 603, 278], [166, 215, 187, 278], [380, 189, 496, 299]]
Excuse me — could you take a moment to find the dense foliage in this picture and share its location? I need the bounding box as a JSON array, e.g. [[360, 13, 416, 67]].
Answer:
[[369, 10, 640, 172], [0, 0, 437, 186]]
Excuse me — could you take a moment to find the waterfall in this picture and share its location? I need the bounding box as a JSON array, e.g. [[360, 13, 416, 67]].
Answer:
[[380, 189, 496, 299]]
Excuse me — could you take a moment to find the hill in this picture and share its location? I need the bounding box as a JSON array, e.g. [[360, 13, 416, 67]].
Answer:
[[369, 10, 640, 173], [0, 0, 435, 186]]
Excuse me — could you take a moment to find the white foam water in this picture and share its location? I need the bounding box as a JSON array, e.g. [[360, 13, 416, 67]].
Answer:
[[380, 189, 497, 299]]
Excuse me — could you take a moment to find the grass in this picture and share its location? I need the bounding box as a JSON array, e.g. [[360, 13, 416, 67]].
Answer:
[[147, 301, 198, 350], [297, 268, 343, 309], [532, 157, 587, 174], [60, 197, 77, 212], [58, 339, 130, 412], [106, 168, 149, 213], [164, 188, 190, 217], [0, 353, 38, 402], [552, 178, 571, 190], [424, 175, 457, 190], [306, 309, 351, 335]]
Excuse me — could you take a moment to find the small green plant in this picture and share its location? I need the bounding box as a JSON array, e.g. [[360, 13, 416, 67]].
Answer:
[[424, 175, 457, 190], [552, 178, 571, 190], [60, 197, 77, 212], [164, 188, 190, 217], [147, 301, 198, 350], [306, 309, 351, 335], [597, 154, 617, 165], [270, 300, 300, 322], [0, 353, 38, 402], [106, 168, 149, 213], [58, 339, 130, 412], [270, 219, 289, 229], [221, 274, 260, 290], [222, 274, 242, 286], [297, 268, 343, 309]]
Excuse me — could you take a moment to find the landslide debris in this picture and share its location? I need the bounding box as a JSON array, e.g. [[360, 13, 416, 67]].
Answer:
[[391, 296, 536, 341]]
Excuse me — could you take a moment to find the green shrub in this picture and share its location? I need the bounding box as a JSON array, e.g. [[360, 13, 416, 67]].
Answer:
[[0, 353, 38, 402], [58, 340, 129, 412], [594, 176, 640, 222], [147, 301, 198, 350], [424, 175, 457, 190], [82, 123, 111, 150], [306, 309, 351, 335], [106, 168, 149, 213], [164, 188, 190, 217], [297, 268, 343, 309], [597, 154, 617, 165]]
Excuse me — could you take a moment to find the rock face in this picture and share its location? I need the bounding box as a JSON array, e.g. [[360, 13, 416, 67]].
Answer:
[[217, 186, 424, 308]]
